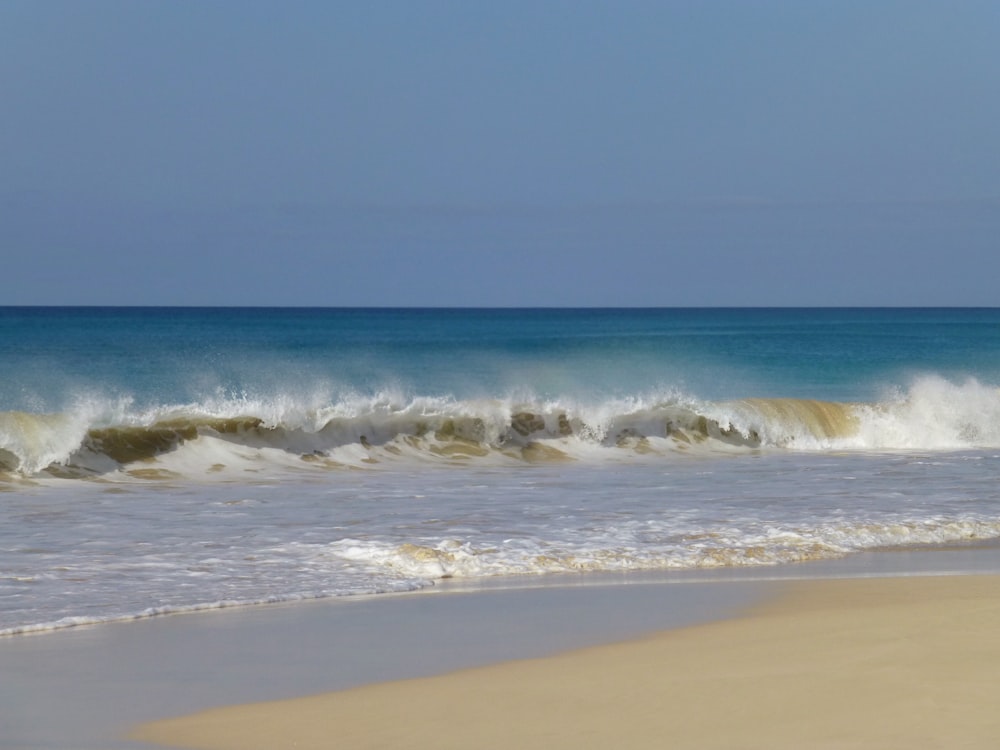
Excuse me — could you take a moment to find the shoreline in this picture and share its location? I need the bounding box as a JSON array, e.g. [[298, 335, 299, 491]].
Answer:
[[4, 544, 1000, 750], [7, 535, 1000, 640], [2, 573, 769, 750], [132, 572, 1000, 750]]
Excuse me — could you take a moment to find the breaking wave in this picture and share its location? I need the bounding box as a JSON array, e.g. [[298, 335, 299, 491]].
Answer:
[[2, 375, 1000, 478]]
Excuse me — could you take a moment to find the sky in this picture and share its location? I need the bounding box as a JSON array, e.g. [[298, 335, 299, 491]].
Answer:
[[2, 0, 998, 306]]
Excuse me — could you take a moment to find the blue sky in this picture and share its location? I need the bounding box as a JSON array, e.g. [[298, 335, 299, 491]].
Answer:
[[3, 1, 998, 306]]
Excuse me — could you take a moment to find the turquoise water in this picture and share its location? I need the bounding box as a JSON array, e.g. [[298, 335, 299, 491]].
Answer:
[[3, 307, 1000, 634], [3, 308, 1000, 409]]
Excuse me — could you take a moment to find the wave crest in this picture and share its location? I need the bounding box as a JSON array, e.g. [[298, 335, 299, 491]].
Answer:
[[3, 376, 999, 478]]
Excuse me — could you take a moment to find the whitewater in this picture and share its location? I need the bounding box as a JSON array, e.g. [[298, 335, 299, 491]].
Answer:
[[3, 307, 1000, 635]]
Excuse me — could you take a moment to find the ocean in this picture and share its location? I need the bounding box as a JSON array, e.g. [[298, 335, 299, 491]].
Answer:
[[3, 307, 1000, 636]]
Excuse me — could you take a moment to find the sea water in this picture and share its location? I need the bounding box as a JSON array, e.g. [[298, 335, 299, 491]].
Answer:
[[3, 307, 1000, 635]]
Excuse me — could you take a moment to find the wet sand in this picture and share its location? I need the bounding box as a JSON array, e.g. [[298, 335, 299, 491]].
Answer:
[[3, 545, 1000, 750], [1, 575, 766, 750], [132, 573, 1000, 750]]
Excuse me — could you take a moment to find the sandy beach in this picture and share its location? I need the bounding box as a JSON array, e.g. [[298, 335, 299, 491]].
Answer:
[[1, 573, 766, 750], [132, 572, 1000, 750]]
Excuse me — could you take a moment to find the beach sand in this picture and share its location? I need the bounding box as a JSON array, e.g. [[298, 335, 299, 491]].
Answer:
[[132, 573, 1000, 750], [1, 575, 766, 750]]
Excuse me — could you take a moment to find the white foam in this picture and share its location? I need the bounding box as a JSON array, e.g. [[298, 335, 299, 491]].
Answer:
[[0, 409, 92, 474], [5, 375, 1000, 478], [7, 438, 1000, 636], [323, 516, 1000, 582], [856, 376, 1000, 450]]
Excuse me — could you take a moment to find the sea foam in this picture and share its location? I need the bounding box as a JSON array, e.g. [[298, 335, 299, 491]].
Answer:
[[2, 375, 999, 478]]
